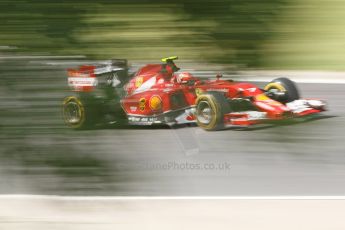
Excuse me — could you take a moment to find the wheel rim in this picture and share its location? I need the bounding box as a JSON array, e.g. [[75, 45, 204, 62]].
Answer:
[[267, 86, 288, 102], [268, 87, 280, 93], [64, 101, 82, 125], [268, 87, 284, 96], [196, 100, 214, 125]]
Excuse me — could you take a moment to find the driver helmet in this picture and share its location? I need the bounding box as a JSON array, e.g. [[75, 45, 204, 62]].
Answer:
[[176, 72, 194, 84]]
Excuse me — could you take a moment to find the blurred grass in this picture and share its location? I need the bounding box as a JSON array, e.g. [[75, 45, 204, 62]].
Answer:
[[261, 0, 345, 70], [1, 0, 345, 69]]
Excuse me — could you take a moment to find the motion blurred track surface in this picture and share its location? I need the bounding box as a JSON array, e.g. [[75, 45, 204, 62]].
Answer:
[[0, 59, 344, 196]]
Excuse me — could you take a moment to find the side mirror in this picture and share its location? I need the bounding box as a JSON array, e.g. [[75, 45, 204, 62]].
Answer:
[[216, 73, 223, 81]]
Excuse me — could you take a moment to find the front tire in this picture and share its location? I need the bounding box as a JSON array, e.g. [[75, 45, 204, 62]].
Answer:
[[195, 92, 230, 131], [264, 77, 300, 103]]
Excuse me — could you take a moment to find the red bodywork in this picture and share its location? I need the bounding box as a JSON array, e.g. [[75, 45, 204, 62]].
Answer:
[[120, 63, 324, 126]]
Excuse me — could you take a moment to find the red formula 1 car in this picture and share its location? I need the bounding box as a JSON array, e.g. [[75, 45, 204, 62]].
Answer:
[[62, 56, 326, 131]]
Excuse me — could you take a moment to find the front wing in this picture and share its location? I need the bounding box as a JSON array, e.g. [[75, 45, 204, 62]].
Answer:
[[224, 99, 326, 127]]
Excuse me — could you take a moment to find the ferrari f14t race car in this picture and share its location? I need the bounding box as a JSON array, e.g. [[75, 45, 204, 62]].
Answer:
[[62, 56, 326, 131]]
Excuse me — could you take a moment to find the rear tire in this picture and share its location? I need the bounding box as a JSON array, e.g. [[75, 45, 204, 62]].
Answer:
[[62, 95, 98, 129], [195, 92, 230, 131], [264, 77, 300, 103]]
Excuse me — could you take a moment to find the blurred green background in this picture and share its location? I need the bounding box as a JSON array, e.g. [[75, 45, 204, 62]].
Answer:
[[1, 0, 345, 69]]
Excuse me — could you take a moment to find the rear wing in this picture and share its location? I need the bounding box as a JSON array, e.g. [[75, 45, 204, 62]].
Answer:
[[67, 59, 128, 92]]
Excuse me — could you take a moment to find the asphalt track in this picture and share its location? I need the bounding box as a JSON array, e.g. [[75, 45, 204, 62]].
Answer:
[[1, 59, 345, 196]]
